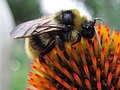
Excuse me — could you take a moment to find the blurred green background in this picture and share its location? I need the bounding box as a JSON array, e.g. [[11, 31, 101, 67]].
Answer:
[[7, 0, 41, 90], [4, 0, 120, 90]]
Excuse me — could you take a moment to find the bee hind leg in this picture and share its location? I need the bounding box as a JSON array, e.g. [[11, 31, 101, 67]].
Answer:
[[39, 40, 55, 63], [39, 56, 46, 63]]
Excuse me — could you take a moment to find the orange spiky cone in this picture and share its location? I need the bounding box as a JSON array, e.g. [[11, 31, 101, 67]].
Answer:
[[27, 23, 120, 90]]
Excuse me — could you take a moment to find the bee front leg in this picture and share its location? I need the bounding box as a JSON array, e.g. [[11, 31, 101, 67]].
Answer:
[[55, 35, 65, 51]]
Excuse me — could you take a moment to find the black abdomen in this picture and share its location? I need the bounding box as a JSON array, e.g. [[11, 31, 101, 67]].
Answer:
[[29, 33, 53, 53], [29, 35, 42, 51]]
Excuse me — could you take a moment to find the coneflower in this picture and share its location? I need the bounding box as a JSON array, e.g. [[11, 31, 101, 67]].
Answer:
[[27, 23, 120, 90]]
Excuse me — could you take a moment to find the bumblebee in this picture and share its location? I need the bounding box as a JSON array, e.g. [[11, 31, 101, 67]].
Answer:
[[10, 9, 102, 60]]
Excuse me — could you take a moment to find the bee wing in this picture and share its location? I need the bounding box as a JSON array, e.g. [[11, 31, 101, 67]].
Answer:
[[35, 21, 65, 34], [10, 16, 64, 38]]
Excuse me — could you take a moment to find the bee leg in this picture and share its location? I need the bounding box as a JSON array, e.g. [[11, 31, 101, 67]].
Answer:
[[72, 33, 82, 45], [55, 35, 70, 60], [39, 40, 55, 63], [55, 35, 65, 51], [39, 56, 46, 63]]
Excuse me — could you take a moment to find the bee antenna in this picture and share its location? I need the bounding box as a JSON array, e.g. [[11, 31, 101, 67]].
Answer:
[[94, 26, 102, 50], [94, 18, 104, 24], [93, 18, 104, 50]]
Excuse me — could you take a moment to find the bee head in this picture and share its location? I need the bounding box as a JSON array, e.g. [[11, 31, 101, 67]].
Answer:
[[81, 20, 95, 39], [81, 18, 104, 39]]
